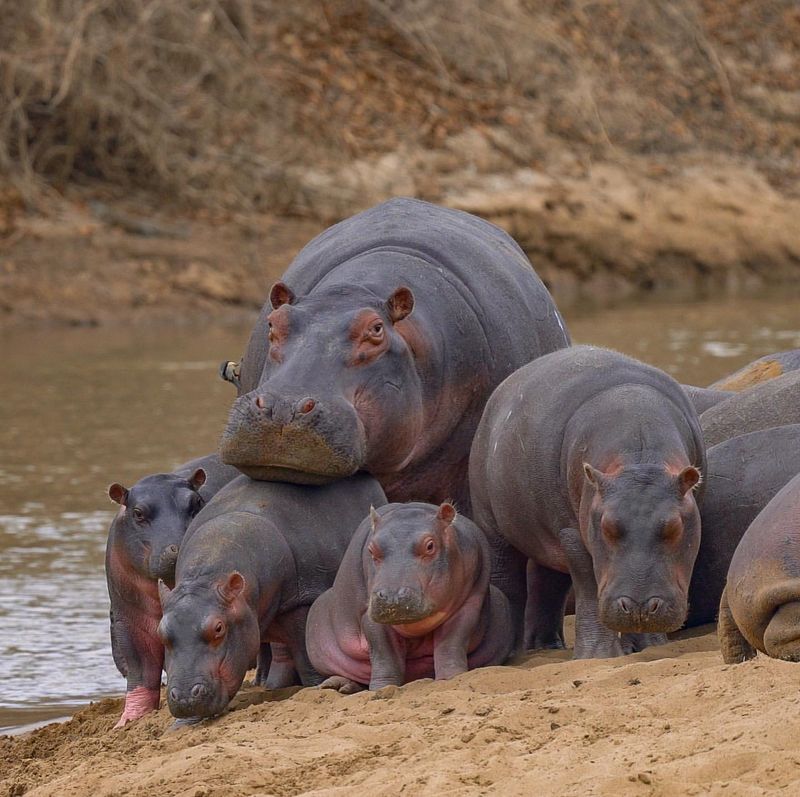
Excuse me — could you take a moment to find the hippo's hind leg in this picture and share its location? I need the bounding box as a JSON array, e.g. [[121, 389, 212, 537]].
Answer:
[[281, 605, 324, 687], [523, 561, 572, 650], [718, 586, 756, 664], [763, 600, 800, 661]]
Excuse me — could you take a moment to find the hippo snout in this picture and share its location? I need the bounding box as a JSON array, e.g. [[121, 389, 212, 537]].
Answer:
[[600, 594, 686, 634], [369, 587, 432, 625], [167, 681, 219, 719], [149, 544, 180, 583]]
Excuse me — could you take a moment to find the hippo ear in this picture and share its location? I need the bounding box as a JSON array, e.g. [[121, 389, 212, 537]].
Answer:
[[386, 286, 414, 323], [369, 505, 380, 532], [158, 579, 172, 606], [108, 483, 128, 506], [218, 571, 246, 604], [582, 463, 610, 493], [437, 502, 456, 525], [677, 466, 702, 496], [270, 281, 296, 310], [189, 468, 207, 490]]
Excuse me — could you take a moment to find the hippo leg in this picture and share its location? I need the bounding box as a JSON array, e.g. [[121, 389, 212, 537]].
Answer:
[[523, 562, 572, 650], [466, 585, 515, 669], [253, 642, 272, 687], [432, 591, 488, 679], [559, 527, 623, 659], [362, 614, 406, 689], [264, 643, 300, 688], [763, 601, 800, 662], [483, 529, 528, 653], [320, 676, 365, 695], [280, 605, 324, 687], [620, 632, 668, 654], [718, 586, 756, 664]]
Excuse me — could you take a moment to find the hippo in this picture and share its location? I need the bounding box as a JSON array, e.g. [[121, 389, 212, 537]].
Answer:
[[106, 452, 240, 727], [685, 425, 800, 628], [719, 471, 800, 663], [218, 198, 570, 509], [710, 348, 800, 392], [681, 385, 733, 415], [469, 346, 705, 659], [700, 370, 800, 448], [306, 502, 513, 692], [158, 473, 386, 720]]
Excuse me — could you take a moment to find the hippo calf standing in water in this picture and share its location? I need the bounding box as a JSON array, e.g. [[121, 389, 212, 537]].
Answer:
[[470, 346, 705, 658], [719, 472, 800, 663], [158, 474, 385, 721], [219, 198, 569, 510], [306, 502, 513, 692], [106, 453, 242, 727]]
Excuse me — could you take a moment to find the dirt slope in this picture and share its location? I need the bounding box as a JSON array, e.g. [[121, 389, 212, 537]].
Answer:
[[4, 628, 800, 797]]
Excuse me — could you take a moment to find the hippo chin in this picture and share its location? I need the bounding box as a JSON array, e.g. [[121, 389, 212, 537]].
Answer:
[[219, 198, 569, 508]]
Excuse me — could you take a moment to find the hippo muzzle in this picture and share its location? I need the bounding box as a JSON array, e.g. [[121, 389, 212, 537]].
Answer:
[[166, 676, 231, 720], [599, 592, 687, 634], [148, 544, 180, 584], [220, 389, 367, 483], [369, 587, 434, 625]]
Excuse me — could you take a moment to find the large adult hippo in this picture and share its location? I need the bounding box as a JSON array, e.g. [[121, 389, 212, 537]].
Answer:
[[710, 348, 800, 392], [700, 370, 800, 448], [106, 452, 239, 727], [685, 425, 800, 628], [681, 385, 733, 415], [219, 198, 570, 508], [470, 346, 705, 659], [719, 471, 800, 663]]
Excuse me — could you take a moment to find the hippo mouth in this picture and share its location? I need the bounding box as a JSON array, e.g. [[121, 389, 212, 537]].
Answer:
[[219, 392, 366, 484]]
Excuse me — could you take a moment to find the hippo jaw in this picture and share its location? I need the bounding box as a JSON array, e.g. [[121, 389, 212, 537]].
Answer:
[[219, 390, 367, 483]]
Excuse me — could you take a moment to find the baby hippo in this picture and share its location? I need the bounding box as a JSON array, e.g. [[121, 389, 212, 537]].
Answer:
[[106, 466, 207, 728], [719, 471, 800, 663], [306, 502, 513, 692]]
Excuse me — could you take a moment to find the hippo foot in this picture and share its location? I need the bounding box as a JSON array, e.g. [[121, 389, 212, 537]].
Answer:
[[319, 676, 365, 695], [620, 632, 668, 654], [525, 633, 566, 651], [114, 686, 160, 728]]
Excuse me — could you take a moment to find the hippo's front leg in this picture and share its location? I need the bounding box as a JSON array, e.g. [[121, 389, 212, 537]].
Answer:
[[279, 606, 324, 687], [432, 591, 485, 679], [362, 614, 406, 689], [559, 527, 623, 659]]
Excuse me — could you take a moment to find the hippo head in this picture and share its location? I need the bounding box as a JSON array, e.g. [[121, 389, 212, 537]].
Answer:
[[219, 281, 423, 483], [366, 502, 472, 628], [158, 571, 259, 720], [108, 469, 206, 585], [581, 462, 702, 634]]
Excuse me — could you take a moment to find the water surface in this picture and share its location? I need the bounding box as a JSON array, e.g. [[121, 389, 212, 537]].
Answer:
[[1, 292, 798, 733]]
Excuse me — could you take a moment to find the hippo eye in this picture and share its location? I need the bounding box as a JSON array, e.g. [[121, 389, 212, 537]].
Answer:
[[191, 496, 205, 517], [367, 321, 384, 339], [367, 542, 381, 562], [133, 507, 146, 523], [268, 322, 275, 343], [424, 539, 436, 555], [214, 621, 225, 637], [600, 517, 621, 543]]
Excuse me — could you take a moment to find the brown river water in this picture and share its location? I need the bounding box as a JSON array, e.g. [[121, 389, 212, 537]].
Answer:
[[1, 292, 799, 734]]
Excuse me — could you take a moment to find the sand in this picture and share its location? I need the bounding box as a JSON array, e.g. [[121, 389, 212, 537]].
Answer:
[[4, 624, 800, 797]]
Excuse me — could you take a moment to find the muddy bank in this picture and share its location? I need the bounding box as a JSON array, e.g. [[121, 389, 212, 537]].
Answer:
[[4, 627, 800, 796]]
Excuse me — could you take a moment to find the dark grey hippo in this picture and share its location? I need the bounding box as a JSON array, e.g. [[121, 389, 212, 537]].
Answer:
[[681, 385, 733, 415], [105, 453, 238, 727], [700, 370, 800, 448], [719, 471, 800, 663], [469, 346, 705, 659], [710, 348, 800, 392], [158, 474, 386, 721], [685, 425, 800, 628], [218, 198, 570, 510], [306, 502, 513, 692]]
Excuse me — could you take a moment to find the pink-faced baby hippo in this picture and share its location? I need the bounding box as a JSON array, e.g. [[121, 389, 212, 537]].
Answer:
[[306, 502, 513, 692], [219, 197, 569, 510], [719, 471, 800, 663], [158, 474, 385, 721], [470, 346, 705, 659], [106, 453, 239, 727]]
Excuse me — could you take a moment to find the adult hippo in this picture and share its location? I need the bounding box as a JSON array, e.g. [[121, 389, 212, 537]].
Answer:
[[685, 425, 800, 628], [219, 198, 570, 508], [700, 370, 800, 448], [719, 471, 800, 663], [681, 385, 733, 415], [710, 348, 800, 392], [470, 346, 705, 659]]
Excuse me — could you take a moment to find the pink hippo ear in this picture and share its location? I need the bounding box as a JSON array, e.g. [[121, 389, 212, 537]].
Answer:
[[437, 502, 456, 525], [108, 483, 128, 505], [269, 281, 296, 310], [677, 465, 702, 496], [158, 579, 172, 606], [386, 286, 414, 323], [582, 463, 612, 493], [189, 468, 207, 490], [218, 571, 246, 604], [369, 505, 380, 532]]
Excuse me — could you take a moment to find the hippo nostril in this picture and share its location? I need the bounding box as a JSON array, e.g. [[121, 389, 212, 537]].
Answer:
[[169, 688, 180, 703], [167, 545, 178, 555], [375, 589, 388, 602], [617, 597, 634, 614], [190, 684, 207, 699], [296, 397, 316, 415], [646, 597, 663, 615], [397, 587, 413, 600]]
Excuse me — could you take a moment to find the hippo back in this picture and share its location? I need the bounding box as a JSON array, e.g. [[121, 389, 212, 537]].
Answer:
[[686, 424, 800, 627], [710, 348, 800, 392], [238, 198, 570, 393]]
